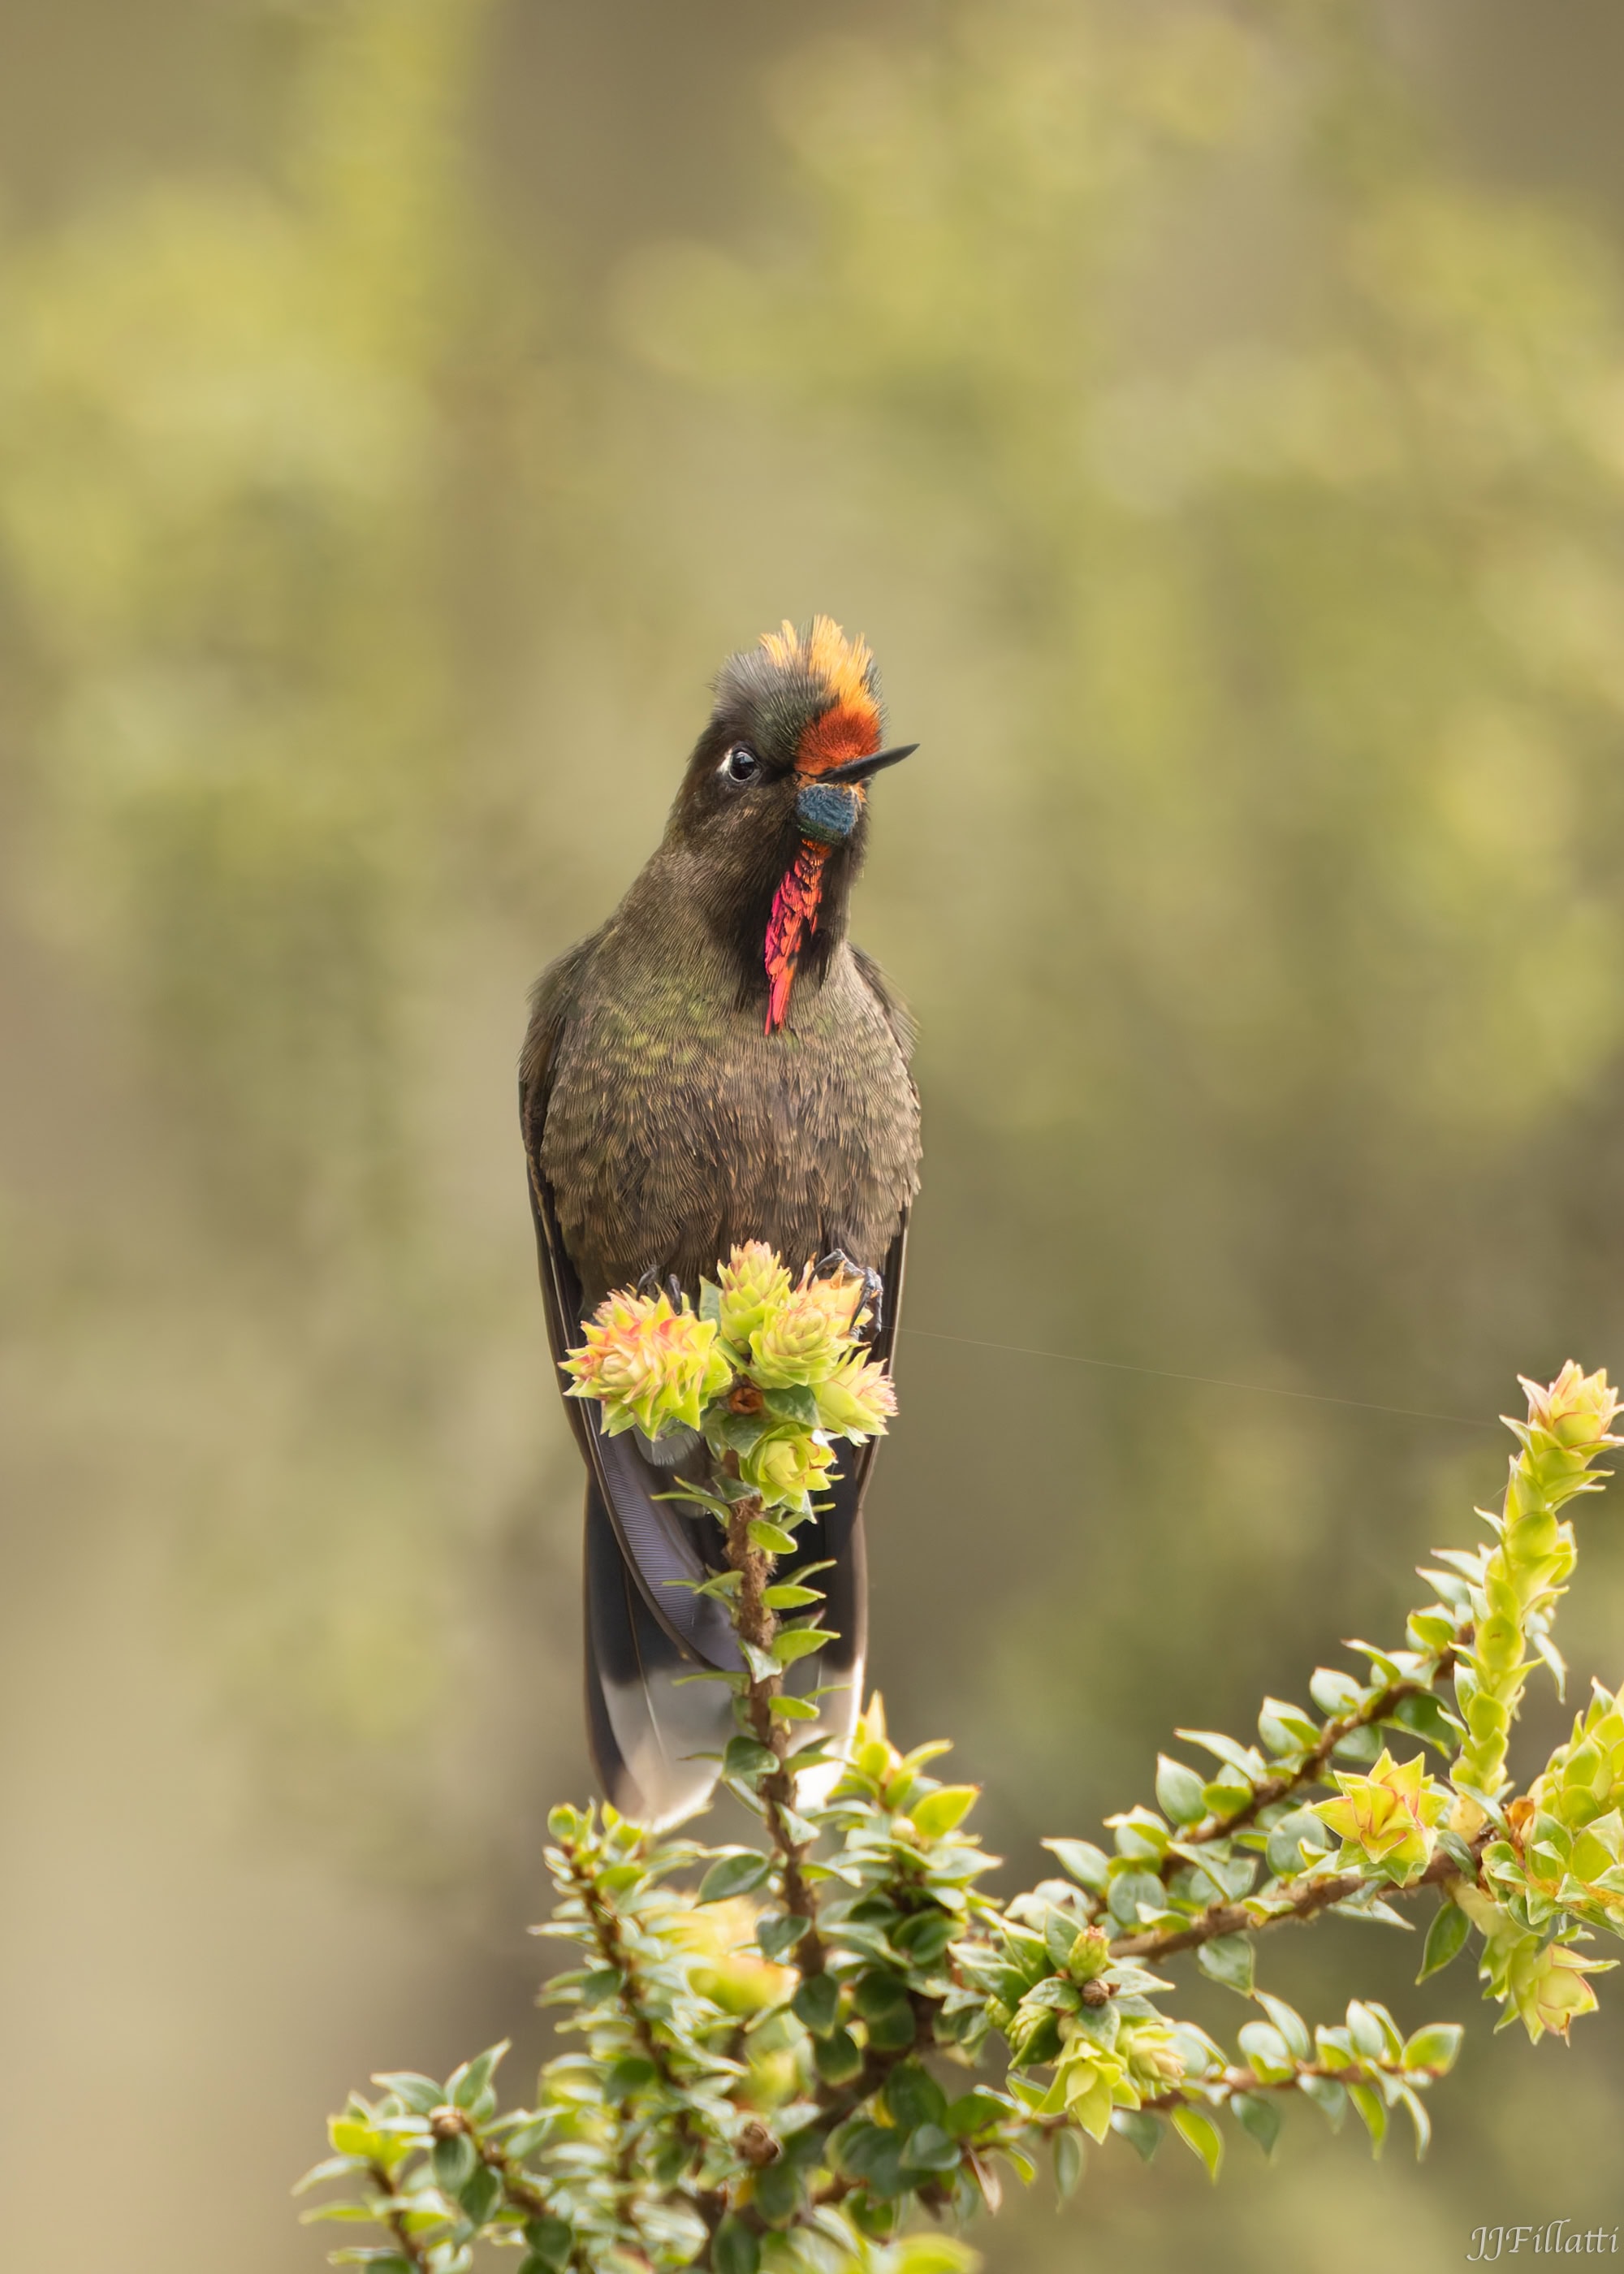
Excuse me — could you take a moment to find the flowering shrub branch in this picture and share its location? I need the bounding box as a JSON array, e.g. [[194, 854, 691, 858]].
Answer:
[[303, 1271, 1624, 2269]]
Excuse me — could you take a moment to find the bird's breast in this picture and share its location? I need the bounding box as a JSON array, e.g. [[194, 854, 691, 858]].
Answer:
[[542, 941, 918, 1303]]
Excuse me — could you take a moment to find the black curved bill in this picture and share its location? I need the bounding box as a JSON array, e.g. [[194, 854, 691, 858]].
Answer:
[[820, 741, 919, 785]]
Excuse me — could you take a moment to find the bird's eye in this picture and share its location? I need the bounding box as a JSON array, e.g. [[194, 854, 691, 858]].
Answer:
[[722, 745, 760, 785]]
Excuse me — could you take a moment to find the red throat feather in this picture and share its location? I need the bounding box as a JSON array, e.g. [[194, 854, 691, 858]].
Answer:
[[757, 616, 882, 1034], [764, 839, 831, 1035]]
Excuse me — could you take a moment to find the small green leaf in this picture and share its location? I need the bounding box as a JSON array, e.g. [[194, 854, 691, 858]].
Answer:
[[293, 2155, 369, 2194], [460, 2164, 501, 2224], [1265, 1808, 1332, 1878], [753, 2158, 801, 2226], [885, 2061, 948, 2132], [503, 2113, 554, 2159], [1345, 2001, 1389, 2060], [1402, 2021, 1462, 2074], [713, 2211, 762, 2274], [945, 2090, 1009, 2137], [723, 1735, 777, 1782], [1253, 1992, 1311, 2061], [1155, 1756, 1207, 1826], [1396, 2081, 1432, 2159], [369, 2072, 442, 2116], [1053, 2126, 1086, 2198], [769, 1693, 819, 1720], [885, 2238, 980, 2272], [1384, 1692, 1463, 1753], [1042, 1839, 1111, 1893], [902, 2121, 960, 2175], [749, 1518, 798, 1554], [451, 2043, 508, 2111], [1310, 1667, 1363, 1716], [1196, 1934, 1255, 1995], [911, 1786, 978, 1838], [1348, 2082, 1388, 2156], [431, 2133, 477, 2193], [1258, 1698, 1320, 1753], [1177, 1728, 1262, 1780], [698, 1848, 772, 1903], [1231, 2091, 1281, 2158], [763, 1383, 819, 1425], [758, 1914, 812, 1961], [329, 2119, 383, 2160], [1171, 2104, 1224, 2181], [814, 2027, 863, 2084], [1106, 1870, 1164, 1928], [772, 1627, 837, 1667], [603, 2055, 657, 2100], [1332, 1723, 1384, 1766], [1416, 1900, 1471, 1983], [793, 1973, 842, 2038], [1236, 2021, 1294, 2083], [762, 1583, 825, 1609], [1110, 2108, 1162, 2163], [892, 1909, 956, 1963]]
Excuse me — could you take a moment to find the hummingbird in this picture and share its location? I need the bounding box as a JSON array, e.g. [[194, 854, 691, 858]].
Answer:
[[520, 617, 921, 1826]]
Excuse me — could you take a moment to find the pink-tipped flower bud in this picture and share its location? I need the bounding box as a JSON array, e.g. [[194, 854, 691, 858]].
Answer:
[[564, 1289, 732, 1440], [1522, 1361, 1622, 1450], [813, 1353, 898, 1440]]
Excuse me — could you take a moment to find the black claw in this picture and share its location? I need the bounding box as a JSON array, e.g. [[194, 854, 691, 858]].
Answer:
[[633, 1265, 689, 1312], [814, 1249, 884, 1342]]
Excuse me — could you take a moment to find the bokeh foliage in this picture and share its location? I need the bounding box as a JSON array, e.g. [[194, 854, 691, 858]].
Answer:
[[4, 1, 1624, 2268]]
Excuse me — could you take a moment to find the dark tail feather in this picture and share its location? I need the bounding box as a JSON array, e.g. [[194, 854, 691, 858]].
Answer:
[[583, 1483, 731, 1828], [786, 1466, 868, 1760]]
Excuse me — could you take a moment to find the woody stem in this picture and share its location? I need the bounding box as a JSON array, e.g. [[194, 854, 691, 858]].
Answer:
[[723, 1493, 826, 1971]]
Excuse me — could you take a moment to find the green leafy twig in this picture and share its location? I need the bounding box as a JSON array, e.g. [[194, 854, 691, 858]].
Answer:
[[366, 2159, 433, 2272], [1451, 1364, 1618, 1824], [304, 1332, 1624, 2268]]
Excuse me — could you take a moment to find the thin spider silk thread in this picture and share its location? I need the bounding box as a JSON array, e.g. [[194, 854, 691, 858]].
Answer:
[[897, 1325, 1499, 1432]]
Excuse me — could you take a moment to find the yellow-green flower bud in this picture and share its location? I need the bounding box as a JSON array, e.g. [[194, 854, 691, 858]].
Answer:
[[741, 1422, 836, 1510], [749, 1275, 865, 1389], [1121, 2015, 1184, 2090], [813, 1352, 898, 1440], [1051, 2034, 1140, 2142], [1312, 1749, 1447, 1884], [715, 1242, 793, 1351], [1065, 1926, 1112, 1984], [1504, 1939, 1604, 2043], [564, 1289, 732, 1440], [1535, 1685, 1624, 1830]]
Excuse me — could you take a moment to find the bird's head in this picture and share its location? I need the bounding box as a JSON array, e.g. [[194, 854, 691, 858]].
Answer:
[[672, 616, 916, 1033]]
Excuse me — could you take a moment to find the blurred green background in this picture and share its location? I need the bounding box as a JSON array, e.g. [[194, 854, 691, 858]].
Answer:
[[5, 1, 1624, 2264]]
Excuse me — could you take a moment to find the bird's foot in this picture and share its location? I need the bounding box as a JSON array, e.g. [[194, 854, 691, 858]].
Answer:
[[636, 1265, 691, 1312], [813, 1249, 884, 1342]]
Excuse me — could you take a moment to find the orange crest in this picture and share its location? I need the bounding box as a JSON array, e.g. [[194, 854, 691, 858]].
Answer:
[[759, 615, 882, 775]]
